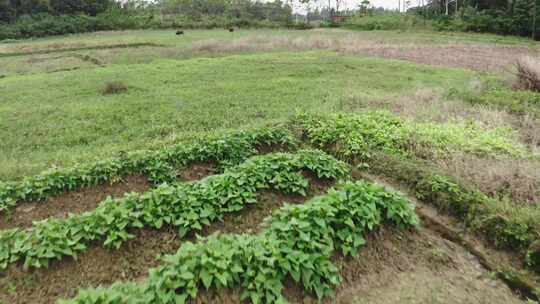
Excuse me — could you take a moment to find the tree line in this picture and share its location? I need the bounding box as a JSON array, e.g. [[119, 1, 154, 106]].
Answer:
[[0, 0, 111, 22], [0, 0, 293, 24], [0, 0, 295, 40], [419, 0, 540, 38]]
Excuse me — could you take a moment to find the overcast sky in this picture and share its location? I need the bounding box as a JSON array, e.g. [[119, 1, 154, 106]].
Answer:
[[289, 0, 421, 13]]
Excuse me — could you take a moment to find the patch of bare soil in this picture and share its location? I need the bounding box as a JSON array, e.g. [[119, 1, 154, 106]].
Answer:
[[202, 188, 318, 237], [352, 170, 540, 300], [0, 175, 150, 230], [0, 179, 333, 304], [255, 143, 291, 155], [279, 228, 522, 304], [330, 227, 522, 304], [358, 44, 535, 72], [177, 162, 217, 182], [0, 228, 181, 304]]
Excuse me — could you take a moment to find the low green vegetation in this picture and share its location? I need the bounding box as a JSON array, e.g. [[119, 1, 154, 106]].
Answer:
[[293, 111, 528, 161], [2, 26, 540, 302], [342, 13, 429, 31], [464, 87, 540, 117], [0, 150, 348, 270], [0, 0, 294, 40], [0, 51, 489, 180], [291, 112, 540, 273], [59, 181, 418, 304], [0, 126, 295, 213]]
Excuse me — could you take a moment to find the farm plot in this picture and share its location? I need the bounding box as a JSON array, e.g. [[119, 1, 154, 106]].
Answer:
[[2, 28, 540, 304], [0, 127, 296, 214], [0, 125, 532, 304], [0, 147, 348, 303]]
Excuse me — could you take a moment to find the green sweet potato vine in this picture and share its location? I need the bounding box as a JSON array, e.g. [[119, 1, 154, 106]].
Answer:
[[292, 111, 528, 162], [292, 112, 540, 273], [0, 127, 297, 214], [60, 181, 418, 304], [0, 150, 348, 270]]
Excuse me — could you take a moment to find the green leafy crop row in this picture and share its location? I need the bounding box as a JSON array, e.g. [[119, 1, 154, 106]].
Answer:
[[292, 113, 540, 273], [293, 111, 528, 162], [0, 150, 348, 270], [0, 127, 297, 213], [60, 181, 418, 304]]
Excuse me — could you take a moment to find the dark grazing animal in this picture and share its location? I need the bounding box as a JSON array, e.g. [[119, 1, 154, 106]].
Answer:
[[176, 30, 184, 35], [228, 28, 234, 32]]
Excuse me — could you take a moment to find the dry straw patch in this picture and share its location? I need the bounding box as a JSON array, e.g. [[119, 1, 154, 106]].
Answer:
[[342, 88, 515, 127], [190, 35, 536, 72], [515, 56, 540, 91], [435, 154, 540, 205], [339, 87, 540, 205]]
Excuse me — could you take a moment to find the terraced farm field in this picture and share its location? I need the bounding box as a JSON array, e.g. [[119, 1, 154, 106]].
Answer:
[[1, 28, 540, 303]]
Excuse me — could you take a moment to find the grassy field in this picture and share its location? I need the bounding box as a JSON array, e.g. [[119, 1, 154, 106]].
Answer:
[[0, 50, 486, 178], [1, 28, 538, 179], [2, 28, 540, 303]]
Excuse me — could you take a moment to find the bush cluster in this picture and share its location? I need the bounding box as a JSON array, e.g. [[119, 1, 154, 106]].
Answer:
[[0, 13, 292, 41], [292, 112, 526, 162], [339, 14, 429, 31]]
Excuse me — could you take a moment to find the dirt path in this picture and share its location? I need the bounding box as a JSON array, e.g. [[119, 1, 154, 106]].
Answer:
[[334, 228, 522, 304]]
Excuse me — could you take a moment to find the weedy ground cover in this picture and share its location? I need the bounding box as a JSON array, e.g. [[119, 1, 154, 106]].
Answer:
[[293, 111, 530, 161], [0, 48, 524, 180], [291, 112, 540, 273]]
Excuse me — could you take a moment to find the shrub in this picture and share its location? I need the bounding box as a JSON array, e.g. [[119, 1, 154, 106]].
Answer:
[[287, 22, 314, 30], [101, 80, 128, 95], [527, 241, 540, 272], [342, 14, 429, 31], [515, 56, 540, 92]]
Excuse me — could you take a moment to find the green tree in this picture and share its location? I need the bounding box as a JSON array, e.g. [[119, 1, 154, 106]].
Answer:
[[0, 0, 16, 22], [49, 0, 109, 16]]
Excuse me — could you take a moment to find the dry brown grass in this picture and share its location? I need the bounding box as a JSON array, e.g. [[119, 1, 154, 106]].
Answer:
[[100, 80, 128, 95], [190, 35, 536, 72], [435, 154, 540, 205], [514, 56, 540, 91], [518, 114, 540, 150], [342, 85, 540, 153], [341, 87, 515, 128], [338, 87, 540, 205]]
